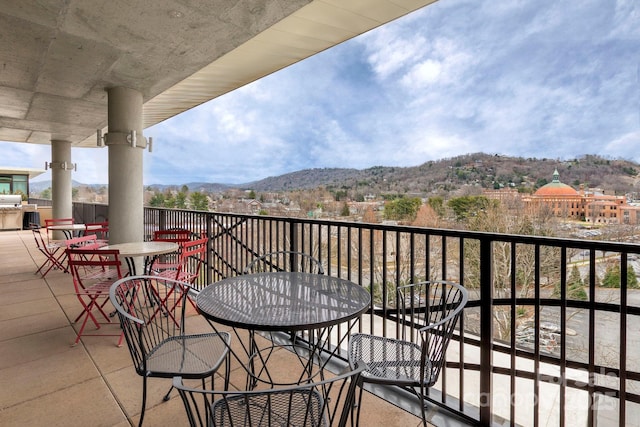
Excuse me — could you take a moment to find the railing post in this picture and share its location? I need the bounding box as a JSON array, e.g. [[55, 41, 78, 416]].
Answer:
[[479, 237, 493, 425], [287, 219, 298, 272], [205, 214, 212, 284], [158, 209, 167, 235]]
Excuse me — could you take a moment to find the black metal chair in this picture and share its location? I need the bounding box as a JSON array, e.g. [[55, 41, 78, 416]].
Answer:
[[348, 280, 468, 426], [243, 250, 324, 275], [173, 365, 364, 427], [109, 276, 231, 427]]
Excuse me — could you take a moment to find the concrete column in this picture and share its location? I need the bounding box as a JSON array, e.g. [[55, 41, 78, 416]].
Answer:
[[106, 87, 145, 245], [50, 140, 73, 240]]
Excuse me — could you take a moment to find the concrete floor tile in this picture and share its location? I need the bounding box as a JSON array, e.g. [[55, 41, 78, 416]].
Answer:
[[0, 346, 99, 408], [0, 327, 79, 370], [0, 309, 69, 341], [0, 377, 126, 427]]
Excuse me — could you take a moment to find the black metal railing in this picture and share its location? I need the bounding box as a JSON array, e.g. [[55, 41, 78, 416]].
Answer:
[[65, 202, 640, 425]]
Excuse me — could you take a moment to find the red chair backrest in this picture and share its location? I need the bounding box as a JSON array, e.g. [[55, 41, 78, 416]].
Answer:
[[85, 222, 109, 240], [172, 237, 208, 283], [65, 234, 103, 250], [45, 218, 75, 242], [66, 248, 122, 291], [153, 229, 191, 243]]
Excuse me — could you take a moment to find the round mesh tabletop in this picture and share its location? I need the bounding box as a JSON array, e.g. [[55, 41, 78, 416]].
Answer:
[[197, 272, 371, 331]]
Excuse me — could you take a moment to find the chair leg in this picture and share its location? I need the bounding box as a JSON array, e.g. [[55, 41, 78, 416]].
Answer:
[[162, 386, 173, 402], [138, 376, 148, 427], [352, 378, 365, 427]]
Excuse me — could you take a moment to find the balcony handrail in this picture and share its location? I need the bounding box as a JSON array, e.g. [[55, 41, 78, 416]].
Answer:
[[56, 200, 640, 426]]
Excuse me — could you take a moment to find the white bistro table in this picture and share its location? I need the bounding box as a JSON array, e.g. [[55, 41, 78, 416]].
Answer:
[[48, 223, 87, 239], [100, 241, 179, 275]]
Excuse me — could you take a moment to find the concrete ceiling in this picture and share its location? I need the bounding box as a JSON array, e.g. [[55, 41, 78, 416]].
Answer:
[[0, 0, 436, 148]]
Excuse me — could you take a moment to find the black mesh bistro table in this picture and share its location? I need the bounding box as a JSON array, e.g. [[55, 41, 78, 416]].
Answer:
[[196, 272, 371, 388]]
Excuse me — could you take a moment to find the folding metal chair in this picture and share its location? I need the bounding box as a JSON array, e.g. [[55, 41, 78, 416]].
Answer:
[[67, 248, 124, 346], [31, 224, 67, 277], [45, 217, 74, 242], [150, 229, 192, 273]]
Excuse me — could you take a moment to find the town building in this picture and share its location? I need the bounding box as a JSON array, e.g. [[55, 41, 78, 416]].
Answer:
[[488, 169, 640, 225]]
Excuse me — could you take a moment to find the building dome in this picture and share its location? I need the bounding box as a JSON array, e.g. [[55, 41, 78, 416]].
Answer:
[[534, 169, 578, 196]]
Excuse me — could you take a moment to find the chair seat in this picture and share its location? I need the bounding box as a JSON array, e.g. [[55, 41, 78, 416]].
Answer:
[[153, 268, 197, 283], [151, 261, 179, 271], [212, 389, 325, 427], [349, 333, 432, 386], [77, 281, 114, 295], [146, 332, 230, 378]]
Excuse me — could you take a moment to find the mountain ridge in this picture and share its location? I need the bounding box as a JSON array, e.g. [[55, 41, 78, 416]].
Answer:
[[30, 153, 640, 196]]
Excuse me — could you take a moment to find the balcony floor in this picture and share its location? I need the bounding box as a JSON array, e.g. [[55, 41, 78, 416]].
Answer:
[[0, 229, 428, 426]]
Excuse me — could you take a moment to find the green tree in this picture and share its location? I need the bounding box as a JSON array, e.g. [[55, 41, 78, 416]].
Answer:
[[71, 188, 78, 199], [447, 195, 493, 221], [383, 197, 422, 221], [181, 185, 189, 193], [601, 264, 639, 289], [164, 192, 176, 208], [340, 202, 350, 216], [334, 190, 347, 201], [248, 190, 256, 199], [427, 196, 445, 217], [175, 191, 187, 209], [41, 187, 51, 199], [553, 265, 587, 300], [148, 192, 165, 207], [189, 191, 208, 211]]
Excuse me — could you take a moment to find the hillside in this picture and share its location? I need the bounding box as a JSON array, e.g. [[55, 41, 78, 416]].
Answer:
[[242, 153, 640, 196], [31, 153, 640, 197]]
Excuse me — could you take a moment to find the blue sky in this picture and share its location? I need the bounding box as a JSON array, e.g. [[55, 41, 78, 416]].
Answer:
[[2, 0, 639, 185]]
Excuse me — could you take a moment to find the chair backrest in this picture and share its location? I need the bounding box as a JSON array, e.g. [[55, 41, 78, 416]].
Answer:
[[65, 234, 102, 250], [67, 248, 123, 292], [397, 280, 467, 387], [109, 276, 195, 374], [173, 365, 364, 427], [152, 229, 192, 243], [243, 251, 324, 275], [166, 237, 208, 283], [45, 217, 74, 242], [85, 222, 109, 240], [30, 224, 47, 251]]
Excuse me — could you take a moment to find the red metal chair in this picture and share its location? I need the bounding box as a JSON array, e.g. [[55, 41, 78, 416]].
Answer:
[[45, 217, 74, 242], [152, 236, 207, 284], [31, 224, 67, 276], [151, 229, 192, 273], [65, 234, 105, 250], [153, 237, 208, 311], [84, 221, 109, 245], [66, 248, 124, 346]]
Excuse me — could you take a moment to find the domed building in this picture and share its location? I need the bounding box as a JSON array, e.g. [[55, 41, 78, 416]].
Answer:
[[527, 169, 584, 218], [522, 169, 637, 224], [535, 170, 579, 197]]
